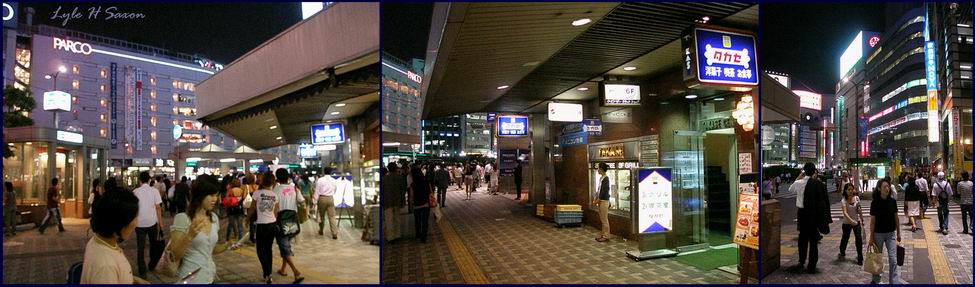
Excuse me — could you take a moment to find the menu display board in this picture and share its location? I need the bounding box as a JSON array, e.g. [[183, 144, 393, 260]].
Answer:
[[733, 182, 759, 249]]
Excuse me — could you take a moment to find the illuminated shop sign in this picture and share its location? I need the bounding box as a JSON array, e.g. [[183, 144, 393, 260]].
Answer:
[[3, 2, 15, 28], [53, 37, 93, 55], [298, 144, 318, 158], [597, 145, 625, 159], [497, 115, 528, 137], [603, 84, 641, 106], [684, 27, 758, 86], [56, 130, 83, 144], [794, 90, 822, 111], [583, 119, 602, 137], [311, 123, 345, 145], [547, 102, 583, 122], [43, 91, 72, 111], [407, 70, 422, 84], [925, 41, 939, 143], [636, 168, 673, 234]]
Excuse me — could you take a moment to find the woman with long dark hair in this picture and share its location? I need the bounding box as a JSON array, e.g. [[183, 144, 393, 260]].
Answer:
[[168, 175, 227, 284], [411, 166, 432, 243], [838, 182, 863, 265], [903, 175, 922, 232]]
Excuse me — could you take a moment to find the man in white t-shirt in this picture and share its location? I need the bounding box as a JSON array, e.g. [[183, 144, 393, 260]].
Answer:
[[314, 168, 338, 239], [132, 171, 164, 278]]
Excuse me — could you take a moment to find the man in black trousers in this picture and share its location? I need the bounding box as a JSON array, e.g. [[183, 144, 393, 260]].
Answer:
[[514, 160, 523, 200], [792, 162, 830, 274]]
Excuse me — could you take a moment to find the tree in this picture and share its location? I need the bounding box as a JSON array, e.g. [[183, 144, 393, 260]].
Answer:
[[4, 85, 36, 158]]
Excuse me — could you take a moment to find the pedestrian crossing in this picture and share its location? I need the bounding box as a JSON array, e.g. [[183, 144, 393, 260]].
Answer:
[[829, 204, 966, 220]]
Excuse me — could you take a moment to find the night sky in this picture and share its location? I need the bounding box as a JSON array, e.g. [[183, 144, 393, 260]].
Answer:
[[382, 2, 432, 61], [18, 2, 302, 64], [761, 3, 886, 94]]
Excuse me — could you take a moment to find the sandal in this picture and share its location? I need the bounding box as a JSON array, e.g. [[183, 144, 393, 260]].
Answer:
[[277, 270, 288, 276], [293, 276, 305, 284]]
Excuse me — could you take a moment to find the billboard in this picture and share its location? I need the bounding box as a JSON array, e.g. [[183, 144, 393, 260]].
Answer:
[[794, 90, 822, 111], [839, 31, 881, 79], [311, 123, 345, 145], [497, 115, 528, 137], [42, 91, 71, 111], [685, 27, 758, 86]]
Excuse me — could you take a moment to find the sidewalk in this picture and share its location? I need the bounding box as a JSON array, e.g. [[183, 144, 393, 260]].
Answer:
[[763, 211, 973, 284], [3, 213, 378, 284], [382, 185, 740, 284]]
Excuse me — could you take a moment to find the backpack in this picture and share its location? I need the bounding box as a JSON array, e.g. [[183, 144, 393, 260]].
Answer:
[[222, 194, 240, 209], [936, 181, 949, 199]]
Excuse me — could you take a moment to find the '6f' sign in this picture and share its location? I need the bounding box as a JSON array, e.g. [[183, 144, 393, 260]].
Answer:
[[3, 3, 13, 21], [53, 37, 93, 55]]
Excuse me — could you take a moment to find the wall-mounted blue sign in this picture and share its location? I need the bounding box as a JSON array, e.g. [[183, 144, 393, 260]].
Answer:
[[686, 27, 758, 86], [311, 123, 345, 145], [497, 115, 528, 137], [487, 113, 497, 122], [558, 130, 589, 148], [583, 119, 602, 137], [925, 41, 937, 90]]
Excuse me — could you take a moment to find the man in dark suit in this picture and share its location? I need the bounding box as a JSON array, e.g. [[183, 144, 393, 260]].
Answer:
[[794, 162, 830, 274], [514, 160, 524, 200], [434, 164, 451, 208]]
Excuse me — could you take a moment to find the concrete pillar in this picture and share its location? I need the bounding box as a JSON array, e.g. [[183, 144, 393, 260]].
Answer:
[[48, 140, 57, 188], [349, 118, 365, 227], [529, 113, 547, 206]]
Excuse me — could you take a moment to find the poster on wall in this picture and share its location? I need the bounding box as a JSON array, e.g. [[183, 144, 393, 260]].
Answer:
[[636, 168, 673, 234], [738, 153, 753, 174], [733, 182, 759, 249]]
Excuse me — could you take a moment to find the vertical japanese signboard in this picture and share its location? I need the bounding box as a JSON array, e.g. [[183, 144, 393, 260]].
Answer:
[[635, 168, 673, 234], [925, 41, 939, 143], [683, 27, 758, 86], [110, 62, 118, 148], [135, 71, 143, 151], [734, 182, 759, 249]]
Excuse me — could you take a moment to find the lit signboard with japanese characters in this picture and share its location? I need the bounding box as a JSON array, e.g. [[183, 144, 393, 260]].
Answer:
[[794, 90, 822, 111], [635, 168, 673, 234], [684, 27, 758, 86], [603, 84, 641, 106], [311, 123, 345, 145], [925, 41, 939, 143], [497, 115, 528, 137]]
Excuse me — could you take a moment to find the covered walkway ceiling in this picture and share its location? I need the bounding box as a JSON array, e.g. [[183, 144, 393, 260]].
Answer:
[[422, 2, 756, 119], [197, 3, 379, 150]]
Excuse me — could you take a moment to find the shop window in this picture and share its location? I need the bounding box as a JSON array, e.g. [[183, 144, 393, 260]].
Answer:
[[2, 142, 51, 202], [71, 80, 80, 90]]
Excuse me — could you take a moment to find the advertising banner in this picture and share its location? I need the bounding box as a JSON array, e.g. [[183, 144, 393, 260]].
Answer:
[[311, 123, 345, 145], [635, 168, 673, 234], [135, 72, 143, 151], [733, 182, 759, 249], [42, 91, 71, 111], [110, 62, 118, 148], [497, 115, 528, 137], [689, 27, 758, 86]]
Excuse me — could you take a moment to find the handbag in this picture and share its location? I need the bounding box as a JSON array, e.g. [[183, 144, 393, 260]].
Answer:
[[864, 244, 885, 275], [154, 229, 179, 277], [896, 244, 905, 266], [296, 191, 308, 224]]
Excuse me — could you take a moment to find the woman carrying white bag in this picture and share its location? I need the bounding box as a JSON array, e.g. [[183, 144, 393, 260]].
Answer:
[[158, 175, 229, 284], [865, 180, 902, 284]]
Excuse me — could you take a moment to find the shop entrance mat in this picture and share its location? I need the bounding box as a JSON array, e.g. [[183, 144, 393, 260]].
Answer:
[[674, 247, 739, 271]]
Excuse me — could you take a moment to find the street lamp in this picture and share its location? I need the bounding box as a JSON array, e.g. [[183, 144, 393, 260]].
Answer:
[[45, 65, 68, 129]]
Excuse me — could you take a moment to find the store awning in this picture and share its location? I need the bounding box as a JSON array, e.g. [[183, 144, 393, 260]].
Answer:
[[196, 2, 379, 150], [421, 2, 756, 119]]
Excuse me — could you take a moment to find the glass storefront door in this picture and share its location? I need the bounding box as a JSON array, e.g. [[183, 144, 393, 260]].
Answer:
[[671, 130, 708, 252]]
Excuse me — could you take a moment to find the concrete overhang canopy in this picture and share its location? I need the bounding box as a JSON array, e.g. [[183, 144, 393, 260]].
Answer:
[[195, 2, 379, 150], [761, 73, 801, 123], [422, 2, 756, 119]]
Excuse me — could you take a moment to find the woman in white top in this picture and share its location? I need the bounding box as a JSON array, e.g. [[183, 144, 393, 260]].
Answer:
[[82, 187, 149, 284], [272, 168, 305, 284], [838, 182, 864, 265], [168, 175, 228, 284], [249, 172, 279, 284]]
